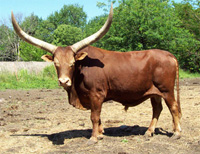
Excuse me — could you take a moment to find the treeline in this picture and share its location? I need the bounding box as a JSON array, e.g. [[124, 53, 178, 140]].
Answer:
[[0, 0, 199, 72]]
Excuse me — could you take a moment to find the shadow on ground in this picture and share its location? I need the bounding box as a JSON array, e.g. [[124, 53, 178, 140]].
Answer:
[[11, 125, 173, 145]]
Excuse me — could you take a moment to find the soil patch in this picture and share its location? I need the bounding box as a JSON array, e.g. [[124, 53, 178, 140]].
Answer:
[[0, 78, 200, 153]]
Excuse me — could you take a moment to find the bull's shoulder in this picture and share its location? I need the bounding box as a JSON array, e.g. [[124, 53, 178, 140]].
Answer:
[[81, 46, 106, 59]]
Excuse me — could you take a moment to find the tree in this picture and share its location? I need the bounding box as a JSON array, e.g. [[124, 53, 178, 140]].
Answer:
[[33, 4, 87, 47], [84, 15, 112, 49], [34, 20, 55, 43], [0, 25, 14, 61], [90, 0, 200, 72], [0, 13, 23, 61], [24, 4, 87, 61], [17, 14, 46, 61], [0, 4, 87, 61], [21, 13, 42, 36], [172, 0, 200, 72], [19, 4, 87, 61], [173, 0, 200, 40], [48, 4, 87, 29], [19, 41, 46, 61], [52, 24, 83, 46]]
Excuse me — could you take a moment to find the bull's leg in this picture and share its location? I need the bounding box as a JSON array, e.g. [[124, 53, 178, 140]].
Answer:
[[164, 94, 181, 139], [145, 96, 162, 137], [98, 118, 104, 139], [88, 98, 103, 145], [88, 109, 101, 144]]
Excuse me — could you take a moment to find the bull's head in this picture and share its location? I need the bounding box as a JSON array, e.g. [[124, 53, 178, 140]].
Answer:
[[11, 4, 113, 89]]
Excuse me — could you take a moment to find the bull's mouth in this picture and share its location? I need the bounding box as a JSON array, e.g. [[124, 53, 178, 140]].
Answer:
[[58, 77, 72, 87], [59, 82, 72, 89]]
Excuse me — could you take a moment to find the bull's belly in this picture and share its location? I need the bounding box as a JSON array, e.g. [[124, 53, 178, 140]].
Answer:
[[108, 94, 150, 107], [112, 95, 151, 107], [106, 89, 161, 107]]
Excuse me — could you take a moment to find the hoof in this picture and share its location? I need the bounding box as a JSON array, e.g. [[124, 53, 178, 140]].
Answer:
[[144, 130, 153, 137], [144, 131, 153, 141], [171, 133, 181, 140], [87, 137, 98, 145], [97, 134, 104, 140]]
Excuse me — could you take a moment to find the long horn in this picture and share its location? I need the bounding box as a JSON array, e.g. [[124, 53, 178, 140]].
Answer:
[[71, 3, 113, 53], [11, 11, 57, 54]]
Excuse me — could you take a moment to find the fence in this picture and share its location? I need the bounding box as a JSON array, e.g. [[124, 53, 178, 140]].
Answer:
[[0, 62, 53, 74]]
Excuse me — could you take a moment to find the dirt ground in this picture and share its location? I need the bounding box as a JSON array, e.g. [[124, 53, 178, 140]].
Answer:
[[0, 78, 200, 154]]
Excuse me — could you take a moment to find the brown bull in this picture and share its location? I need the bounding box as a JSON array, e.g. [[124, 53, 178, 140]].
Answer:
[[11, 4, 182, 144]]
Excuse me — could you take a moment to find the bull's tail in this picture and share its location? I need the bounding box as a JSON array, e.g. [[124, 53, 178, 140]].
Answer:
[[175, 58, 182, 119]]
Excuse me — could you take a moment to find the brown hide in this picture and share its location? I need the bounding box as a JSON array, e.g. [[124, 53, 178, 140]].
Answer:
[[70, 46, 178, 110]]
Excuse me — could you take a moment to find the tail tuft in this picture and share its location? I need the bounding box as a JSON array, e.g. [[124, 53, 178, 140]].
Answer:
[[124, 106, 129, 112]]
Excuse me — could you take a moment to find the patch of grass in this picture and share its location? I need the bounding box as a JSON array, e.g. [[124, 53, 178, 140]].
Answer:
[[121, 138, 128, 143], [179, 69, 200, 79], [0, 65, 59, 90], [0, 66, 199, 90]]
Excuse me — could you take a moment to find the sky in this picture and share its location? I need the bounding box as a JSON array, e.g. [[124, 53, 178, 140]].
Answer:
[[0, 0, 111, 23], [0, 0, 183, 25]]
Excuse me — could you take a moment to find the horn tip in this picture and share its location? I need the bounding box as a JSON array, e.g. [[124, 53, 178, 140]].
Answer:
[[11, 11, 15, 21]]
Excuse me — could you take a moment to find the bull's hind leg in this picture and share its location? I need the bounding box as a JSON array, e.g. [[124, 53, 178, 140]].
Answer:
[[164, 93, 181, 139], [145, 96, 162, 137]]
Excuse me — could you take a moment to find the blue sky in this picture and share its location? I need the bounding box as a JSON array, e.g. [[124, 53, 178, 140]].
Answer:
[[0, 0, 183, 24], [0, 0, 110, 22]]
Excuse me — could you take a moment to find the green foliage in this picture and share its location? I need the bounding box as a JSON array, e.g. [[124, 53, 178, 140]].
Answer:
[[48, 4, 87, 29], [52, 24, 83, 46], [173, 0, 200, 39], [18, 14, 47, 61], [84, 15, 111, 48], [172, 0, 200, 72], [35, 20, 55, 43], [89, 0, 200, 72], [15, 4, 87, 61], [19, 41, 47, 61], [0, 65, 59, 90], [21, 13, 42, 36]]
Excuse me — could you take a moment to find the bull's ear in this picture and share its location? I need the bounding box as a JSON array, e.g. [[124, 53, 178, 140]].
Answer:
[[41, 55, 53, 62], [75, 52, 88, 61]]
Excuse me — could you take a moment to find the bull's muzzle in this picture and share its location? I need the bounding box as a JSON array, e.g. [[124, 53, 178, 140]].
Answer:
[[58, 77, 72, 87]]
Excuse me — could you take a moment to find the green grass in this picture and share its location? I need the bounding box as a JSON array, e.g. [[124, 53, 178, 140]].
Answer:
[[179, 69, 200, 79], [0, 66, 200, 90], [0, 65, 59, 90]]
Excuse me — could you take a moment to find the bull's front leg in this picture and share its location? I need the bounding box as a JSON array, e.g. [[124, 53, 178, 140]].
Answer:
[[88, 98, 103, 145], [98, 118, 104, 139]]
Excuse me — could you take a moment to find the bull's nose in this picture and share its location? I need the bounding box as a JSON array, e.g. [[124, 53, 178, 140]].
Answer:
[[58, 77, 71, 86]]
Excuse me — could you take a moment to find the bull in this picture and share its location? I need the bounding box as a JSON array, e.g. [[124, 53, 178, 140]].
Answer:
[[11, 4, 182, 144]]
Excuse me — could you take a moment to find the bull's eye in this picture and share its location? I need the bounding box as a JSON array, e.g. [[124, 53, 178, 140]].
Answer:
[[55, 62, 60, 67], [69, 59, 75, 67], [69, 63, 74, 67], [54, 58, 60, 67]]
